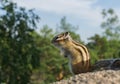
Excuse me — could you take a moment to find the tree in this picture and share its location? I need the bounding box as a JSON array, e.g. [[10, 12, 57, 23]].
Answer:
[[87, 9, 120, 64], [101, 9, 120, 40], [101, 9, 120, 58], [87, 34, 108, 63], [0, 0, 40, 83]]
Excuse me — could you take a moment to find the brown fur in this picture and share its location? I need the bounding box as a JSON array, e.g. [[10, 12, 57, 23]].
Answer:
[[72, 60, 91, 74]]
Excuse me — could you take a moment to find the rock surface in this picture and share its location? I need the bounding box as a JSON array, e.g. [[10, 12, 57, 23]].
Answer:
[[52, 70, 120, 84]]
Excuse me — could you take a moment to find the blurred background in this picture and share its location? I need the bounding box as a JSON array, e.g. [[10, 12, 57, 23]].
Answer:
[[0, 0, 120, 84]]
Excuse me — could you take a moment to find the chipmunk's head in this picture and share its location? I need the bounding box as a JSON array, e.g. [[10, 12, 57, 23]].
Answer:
[[51, 32, 72, 47]]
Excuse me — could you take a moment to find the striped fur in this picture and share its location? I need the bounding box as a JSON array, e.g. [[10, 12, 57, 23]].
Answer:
[[51, 32, 90, 75]]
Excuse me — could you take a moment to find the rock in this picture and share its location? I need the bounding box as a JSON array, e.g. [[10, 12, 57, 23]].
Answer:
[[52, 70, 120, 84]]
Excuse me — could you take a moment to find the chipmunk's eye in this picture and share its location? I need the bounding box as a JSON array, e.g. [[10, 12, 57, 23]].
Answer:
[[55, 36, 59, 41], [51, 36, 59, 43], [56, 36, 59, 39]]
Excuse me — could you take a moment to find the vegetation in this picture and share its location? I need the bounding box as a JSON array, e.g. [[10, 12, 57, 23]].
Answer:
[[0, 0, 40, 84], [0, 0, 120, 84], [87, 9, 120, 64]]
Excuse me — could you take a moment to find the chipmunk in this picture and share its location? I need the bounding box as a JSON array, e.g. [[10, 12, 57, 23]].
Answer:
[[51, 32, 120, 76], [51, 32, 90, 75]]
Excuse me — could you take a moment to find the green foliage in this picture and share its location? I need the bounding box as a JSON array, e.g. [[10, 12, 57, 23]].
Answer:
[[31, 25, 70, 84], [87, 9, 120, 65], [101, 9, 120, 58], [0, 0, 40, 84], [87, 34, 109, 63]]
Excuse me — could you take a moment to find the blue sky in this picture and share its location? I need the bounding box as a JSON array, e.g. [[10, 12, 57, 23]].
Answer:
[[12, 0, 120, 42]]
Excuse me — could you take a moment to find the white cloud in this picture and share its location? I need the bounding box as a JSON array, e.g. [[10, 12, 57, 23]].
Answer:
[[12, 0, 102, 26], [12, 0, 96, 11], [11, 0, 120, 26]]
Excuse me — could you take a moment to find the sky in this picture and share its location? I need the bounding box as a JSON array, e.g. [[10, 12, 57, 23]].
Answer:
[[11, 0, 120, 43]]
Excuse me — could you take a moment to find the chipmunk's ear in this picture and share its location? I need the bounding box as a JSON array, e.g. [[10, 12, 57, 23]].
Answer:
[[64, 32, 70, 40], [65, 32, 69, 36]]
